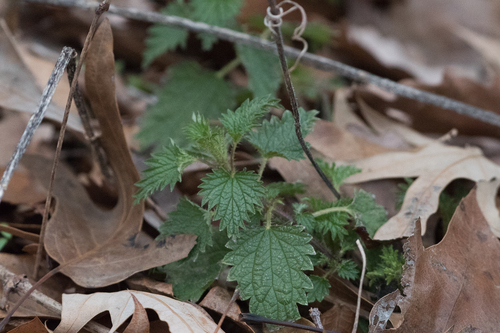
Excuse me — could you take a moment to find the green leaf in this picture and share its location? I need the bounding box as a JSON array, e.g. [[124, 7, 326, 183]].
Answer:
[[267, 182, 306, 199], [236, 44, 282, 98], [366, 245, 404, 287], [224, 226, 315, 320], [220, 95, 281, 144], [336, 259, 359, 280], [317, 160, 361, 191], [158, 198, 211, 258], [185, 114, 229, 169], [134, 141, 194, 201], [293, 202, 316, 233], [311, 198, 351, 241], [306, 275, 330, 303], [142, 2, 190, 67], [351, 190, 387, 238], [249, 108, 318, 160], [137, 61, 235, 148], [160, 229, 230, 301], [199, 169, 266, 237]]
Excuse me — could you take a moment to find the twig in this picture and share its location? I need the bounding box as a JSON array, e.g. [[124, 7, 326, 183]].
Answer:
[[23, 0, 500, 128], [352, 240, 366, 333], [240, 313, 339, 333], [0, 46, 74, 204], [0, 265, 115, 333], [266, 0, 340, 200], [214, 289, 239, 333], [33, 0, 111, 282]]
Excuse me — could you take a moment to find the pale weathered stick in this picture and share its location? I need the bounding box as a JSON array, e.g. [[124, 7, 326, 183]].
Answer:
[[352, 240, 366, 333], [24, 0, 500, 128], [0, 46, 75, 204]]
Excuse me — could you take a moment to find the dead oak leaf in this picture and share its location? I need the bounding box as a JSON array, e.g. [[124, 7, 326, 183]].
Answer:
[[369, 188, 500, 332], [345, 141, 500, 240], [21, 19, 196, 288]]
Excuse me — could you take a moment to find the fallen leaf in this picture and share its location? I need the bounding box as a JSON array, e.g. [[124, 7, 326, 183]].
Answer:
[[54, 290, 223, 333], [6, 317, 47, 333], [22, 19, 196, 288], [0, 20, 82, 131], [126, 274, 173, 297], [454, 25, 500, 74], [345, 141, 500, 240], [273, 318, 316, 333], [321, 303, 356, 333], [123, 294, 149, 333], [369, 188, 500, 332], [199, 287, 241, 322]]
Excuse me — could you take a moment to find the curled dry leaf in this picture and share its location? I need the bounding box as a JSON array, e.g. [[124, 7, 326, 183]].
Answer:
[[369, 189, 500, 332], [21, 19, 196, 288], [321, 303, 356, 333], [345, 141, 500, 240], [123, 294, 149, 333], [54, 290, 223, 333]]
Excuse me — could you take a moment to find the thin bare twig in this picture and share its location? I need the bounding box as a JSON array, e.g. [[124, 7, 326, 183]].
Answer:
[[24, 0, 500, 128], [214, 289, 240, 333], [266, 0, 340, 199], [240, 313, 339, 333], [352, 240, 366, 333], [33, 0, 111, 281], [0, 46, 74, 204]]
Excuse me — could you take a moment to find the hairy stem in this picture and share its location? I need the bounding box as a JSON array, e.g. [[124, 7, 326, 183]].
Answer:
[[216, 57, 241, 79], [229, 143, 237, 175], [312, 206, 351, 217], [257, 157, 268, 180]]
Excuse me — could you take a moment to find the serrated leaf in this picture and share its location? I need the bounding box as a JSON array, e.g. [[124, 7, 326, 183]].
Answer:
[[293, 202, 316, 233], [142, 2, 190, 67], [366, 245, 404, 286], [137, 61, 235, 148], [317, 160, 361, 191], [336, 259, 359, 280], [249, 108, 318, 160], [351, 190, 387, 238], [224, 226, 315, 320], [237, 44, 282, 98], [267, 182, 306, 199], [160, 229, 230, 301], [159, 198, 212, 258], [306, 275, 331, 303], [185, 114, 229, 168], [220, 95, 281, 144], [311, 198, 351, 241], [199, 169, 266, 236], [134, 142, 194, 201]]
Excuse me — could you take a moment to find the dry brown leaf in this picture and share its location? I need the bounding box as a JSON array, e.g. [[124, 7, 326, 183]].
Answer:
[[199, 287, 241, 322], [273, 318, 316, 333], [125, 274, 173, 297], [21, 19, 196, 288], [54, 290, 223, 333], [369, 188, 500, 332], [6, 317, 47, 333], [0, 21, 82, 131], [123, 294, 149, 333], [345, 141, 500, 240], [321, 303, 356, 333], [454, 26, 500, 74]]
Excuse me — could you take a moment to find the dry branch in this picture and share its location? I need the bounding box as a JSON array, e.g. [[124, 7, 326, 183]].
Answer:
[[24, 0, 500, 128]]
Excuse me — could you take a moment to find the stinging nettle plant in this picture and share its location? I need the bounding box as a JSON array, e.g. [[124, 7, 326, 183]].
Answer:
[[134, 95, 390, 320]]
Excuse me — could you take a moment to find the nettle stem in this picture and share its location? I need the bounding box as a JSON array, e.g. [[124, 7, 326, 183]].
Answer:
[[312, 206, 351, 218], [265, 200, 277, 229], [216, 57, 241, 79], [229, 143, 237, 175], [257, 157, 268, 180]]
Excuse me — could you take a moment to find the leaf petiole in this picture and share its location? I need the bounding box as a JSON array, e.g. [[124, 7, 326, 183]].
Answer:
[[312, 206, 352, 218]]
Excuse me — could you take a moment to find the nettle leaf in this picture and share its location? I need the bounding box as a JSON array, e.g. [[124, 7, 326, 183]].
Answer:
[[220, 95, 281, 144], [142, 2, 190, 67], [336, 259, 359, 280], [267, 182, 306, 199], [137, 61, 235, 148], [366, 245, 404, 287], [311, 198, 352, 241], [191, 0, 243, 50], [224, 226, 315, 320], [160, 229, 229, 301], [249, 108, 318, 160], [306, 275, 331, 303], [185, 114, 229, 168], [317, 160, 361, 191], [199, 169, 266, 237], [351, 190, 387, 238], [293, 202, 316, 233], [237, 44, 282, 98], [134, 141, 194, 201], [158, 198, 211, 258]]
